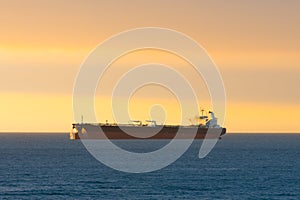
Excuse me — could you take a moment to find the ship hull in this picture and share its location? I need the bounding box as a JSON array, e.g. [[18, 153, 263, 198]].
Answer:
[[71, 124, 226, 140]]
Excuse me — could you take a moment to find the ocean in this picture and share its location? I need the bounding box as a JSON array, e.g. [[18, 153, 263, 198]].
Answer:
[[0, 133, 299, 199]]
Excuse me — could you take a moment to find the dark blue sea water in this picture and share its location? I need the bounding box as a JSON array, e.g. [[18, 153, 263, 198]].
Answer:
[[0, 133, 299, 199]]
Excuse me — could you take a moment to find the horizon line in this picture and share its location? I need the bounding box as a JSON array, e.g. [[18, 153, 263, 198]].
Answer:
[[0, 132, 299, 134]]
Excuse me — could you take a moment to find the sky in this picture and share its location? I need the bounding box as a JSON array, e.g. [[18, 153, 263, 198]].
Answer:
[[0, 0, 299, 133]]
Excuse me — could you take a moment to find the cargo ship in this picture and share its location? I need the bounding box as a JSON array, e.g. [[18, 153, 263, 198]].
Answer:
[[70, 111, 226, 140]]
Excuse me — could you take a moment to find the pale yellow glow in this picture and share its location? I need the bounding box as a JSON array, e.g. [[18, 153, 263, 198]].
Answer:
[[1, 93, 299, 133], [0, 93, 72, 132], [226, 102, 300, 133]]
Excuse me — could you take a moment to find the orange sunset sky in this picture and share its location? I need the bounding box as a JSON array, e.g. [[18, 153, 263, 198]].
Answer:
[[0, 0, 299, 133]]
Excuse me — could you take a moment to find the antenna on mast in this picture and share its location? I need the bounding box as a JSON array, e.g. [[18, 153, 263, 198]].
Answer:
[[199, 108, 208, 120], [81, 115, 83, 124]]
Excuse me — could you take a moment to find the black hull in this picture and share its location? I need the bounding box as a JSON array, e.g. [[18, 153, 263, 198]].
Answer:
[[71, 124, 226, 140]]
